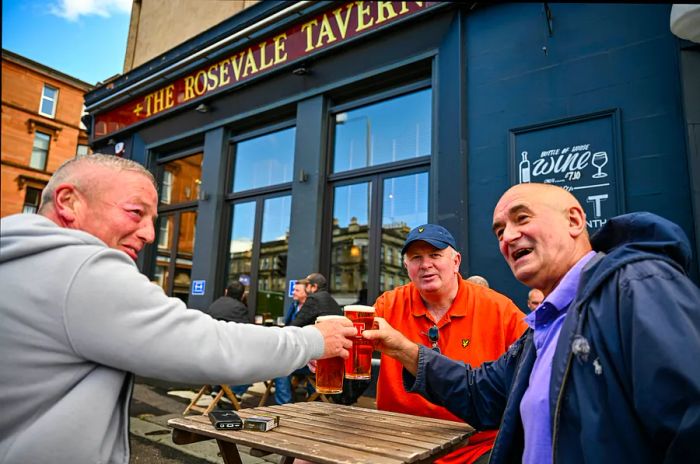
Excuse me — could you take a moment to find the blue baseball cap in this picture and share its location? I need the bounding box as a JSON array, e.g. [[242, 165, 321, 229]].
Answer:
[[401, 224, 457, 255]]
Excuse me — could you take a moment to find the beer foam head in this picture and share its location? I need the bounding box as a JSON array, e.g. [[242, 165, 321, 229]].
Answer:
[[343, 305, 375, 313], [316, 315, 351, 323]]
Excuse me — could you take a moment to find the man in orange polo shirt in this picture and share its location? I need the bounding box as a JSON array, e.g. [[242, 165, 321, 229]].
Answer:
[[374, 224, 527, 464]]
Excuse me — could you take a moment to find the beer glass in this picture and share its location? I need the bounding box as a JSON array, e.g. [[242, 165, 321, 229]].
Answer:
[[343, 305, 375, 380], [314, 315, 347, 394]]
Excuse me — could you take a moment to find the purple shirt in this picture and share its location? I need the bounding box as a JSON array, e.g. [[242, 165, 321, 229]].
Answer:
[[520, 251, 596, 464]]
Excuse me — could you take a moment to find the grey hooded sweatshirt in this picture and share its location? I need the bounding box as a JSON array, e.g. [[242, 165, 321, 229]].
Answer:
[[0, 214, 324, 464]]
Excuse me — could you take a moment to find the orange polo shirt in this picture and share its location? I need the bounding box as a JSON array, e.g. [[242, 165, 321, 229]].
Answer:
[[375, 278, 528, 464]]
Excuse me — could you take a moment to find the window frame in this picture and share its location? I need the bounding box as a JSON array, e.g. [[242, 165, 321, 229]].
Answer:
[[222, 121, 297, 317], [323, 81, 434, 303], [22, 187, 43, 214], [226, 120, 296, 199], [29, 131, 51, 171], [39, 84, 59, 118], [76, 144, 89, 157]]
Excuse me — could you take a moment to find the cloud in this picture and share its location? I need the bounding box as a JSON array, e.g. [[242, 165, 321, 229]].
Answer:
[[50, 0, 132, 21]]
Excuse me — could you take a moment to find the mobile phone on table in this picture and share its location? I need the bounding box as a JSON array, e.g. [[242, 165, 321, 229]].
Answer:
[[208, 409, 243, 430]]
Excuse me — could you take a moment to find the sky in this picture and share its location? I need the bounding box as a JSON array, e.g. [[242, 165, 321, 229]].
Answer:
[[2, 0, 131, 85]]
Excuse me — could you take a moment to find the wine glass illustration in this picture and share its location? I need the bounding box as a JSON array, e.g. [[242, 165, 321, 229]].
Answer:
[[591, 152, 608, 178]]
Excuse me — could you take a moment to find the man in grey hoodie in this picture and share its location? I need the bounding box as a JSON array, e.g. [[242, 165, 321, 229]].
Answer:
[[0, 154, 356, 464]]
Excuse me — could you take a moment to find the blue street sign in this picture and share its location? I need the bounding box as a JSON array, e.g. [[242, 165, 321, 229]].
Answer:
[[191, 280, 206, 296], [288, 280, 297, 297]]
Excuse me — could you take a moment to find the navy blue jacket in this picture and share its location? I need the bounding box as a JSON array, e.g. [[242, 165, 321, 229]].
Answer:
[[405, 213, 700, 463]]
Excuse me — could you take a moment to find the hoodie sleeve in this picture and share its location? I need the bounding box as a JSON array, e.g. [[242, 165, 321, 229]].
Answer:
[[62, 248, 324, 384]]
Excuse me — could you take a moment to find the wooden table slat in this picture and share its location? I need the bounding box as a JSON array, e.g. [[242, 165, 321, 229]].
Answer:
[[253, 406, 452, 449], [262, 404, 470, 443], [172, 410, 429, 460], [303, 402, 476, 432], [244, 410, 438, 450], [168, 416, 404, 464], [168, 402, 474, 464]]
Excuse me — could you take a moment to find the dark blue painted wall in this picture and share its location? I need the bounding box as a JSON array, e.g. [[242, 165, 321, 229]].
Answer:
[[464, 4, 695, 306]]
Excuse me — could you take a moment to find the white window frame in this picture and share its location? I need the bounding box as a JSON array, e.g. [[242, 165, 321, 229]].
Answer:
[[76, 144, 89, 157], [30, 131, 51, 170], [39, 84, 59, 118]]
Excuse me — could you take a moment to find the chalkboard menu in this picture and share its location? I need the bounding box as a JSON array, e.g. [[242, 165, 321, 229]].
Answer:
[[509, 110, 625, 232]]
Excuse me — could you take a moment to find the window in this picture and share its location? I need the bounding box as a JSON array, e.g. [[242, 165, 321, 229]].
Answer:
[[225, 125, 296, 318], [328, 86, 431, 304], [39, 84, 58, 118], [158, 153, 202, 205], [150, 151, 203, 303], [30, 131, 51, 170], [333, 88, 432, 173], [231, 127, 295, 192], [76, 144, 89, 157], [22, 187, 42, 214]]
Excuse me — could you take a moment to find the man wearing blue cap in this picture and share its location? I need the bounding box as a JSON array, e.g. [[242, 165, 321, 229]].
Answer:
[[373, 223, 528, 464]]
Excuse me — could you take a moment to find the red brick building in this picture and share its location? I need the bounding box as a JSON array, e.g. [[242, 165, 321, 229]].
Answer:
[[1, 49, 92, 217]]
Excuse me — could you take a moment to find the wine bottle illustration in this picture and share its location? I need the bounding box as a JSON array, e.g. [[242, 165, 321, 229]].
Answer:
[[519, 151, 531, 183]]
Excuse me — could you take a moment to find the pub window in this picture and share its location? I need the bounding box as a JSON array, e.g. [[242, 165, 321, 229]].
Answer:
[[39, 84, 58, 118], [328, 84, 431, 305], [226, 124, 295, 320], [231, 126, 295, 192], [30, 131, 51, 170], [22, 187, 42, 214], [158, 155, 202, 206], [333, 87, 432, 173], [150, 150, 203, 303]]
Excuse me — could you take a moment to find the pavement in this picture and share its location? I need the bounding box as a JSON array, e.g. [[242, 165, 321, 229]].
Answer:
[[129, 379, 377, 463]]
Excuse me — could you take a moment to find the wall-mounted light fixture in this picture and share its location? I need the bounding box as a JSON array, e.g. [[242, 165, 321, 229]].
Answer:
[[107, 138, 116, 145], [292, 65, 309, 76], [195, 103, 209, 113]]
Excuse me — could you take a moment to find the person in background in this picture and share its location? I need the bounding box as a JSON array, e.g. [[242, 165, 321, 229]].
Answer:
[[365, 183, 700, 464], [289, 273, 342, 327], [526, 288, 544, 312], [466, 275, 490, 288], [0, 154, 356, 464], [373, 224, 528, 464], [284, 279, 309, 325], [208, 281, 250, 323]]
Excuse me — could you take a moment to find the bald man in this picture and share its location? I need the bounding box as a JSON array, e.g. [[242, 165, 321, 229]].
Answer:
[[365, 183, 700, 464], [526, 288, 544, 312]]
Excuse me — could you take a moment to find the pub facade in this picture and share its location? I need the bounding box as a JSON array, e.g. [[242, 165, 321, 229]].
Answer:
[[85, 2, 700, 318]]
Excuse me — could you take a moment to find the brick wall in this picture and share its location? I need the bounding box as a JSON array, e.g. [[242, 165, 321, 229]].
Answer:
[[1, 54, 91, 218]]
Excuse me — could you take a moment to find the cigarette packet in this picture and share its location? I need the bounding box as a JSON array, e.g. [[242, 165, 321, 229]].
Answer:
[[243, 415, 279, 432]]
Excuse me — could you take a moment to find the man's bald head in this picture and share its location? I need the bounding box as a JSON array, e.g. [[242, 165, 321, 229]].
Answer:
[[492, 183, 592, 295], [499, 183, 586, 223]]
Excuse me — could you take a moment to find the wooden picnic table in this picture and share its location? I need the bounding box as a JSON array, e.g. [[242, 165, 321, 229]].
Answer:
[[168, 401, 474, 464]]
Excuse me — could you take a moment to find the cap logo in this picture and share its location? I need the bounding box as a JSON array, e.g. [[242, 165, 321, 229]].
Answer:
[[418, 227, 425, 233]]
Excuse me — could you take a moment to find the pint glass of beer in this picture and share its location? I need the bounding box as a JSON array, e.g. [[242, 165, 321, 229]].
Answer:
[[343, 305, 375, 380], [314, 315, 347, 394]]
